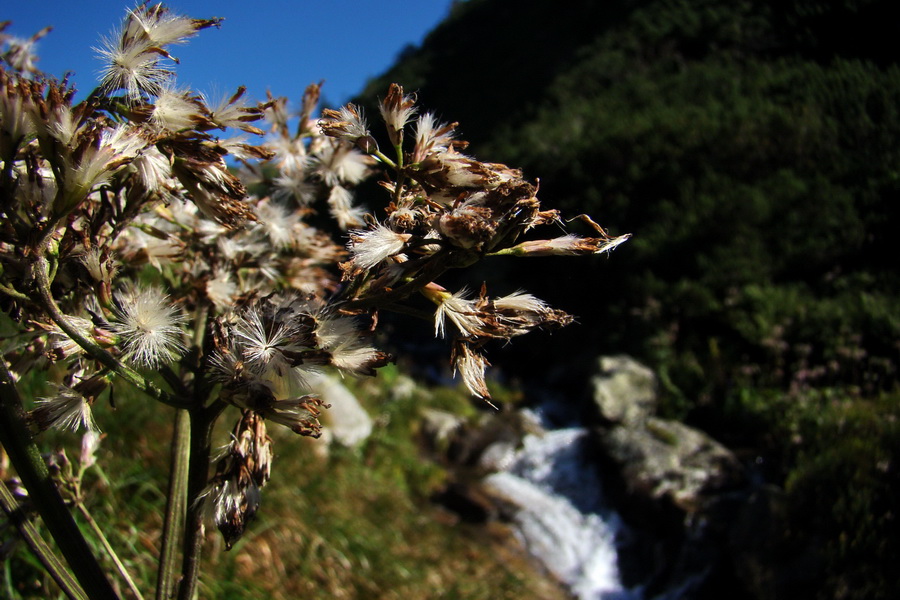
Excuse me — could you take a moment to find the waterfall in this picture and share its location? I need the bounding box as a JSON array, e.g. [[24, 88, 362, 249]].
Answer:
[[483, 427, 640, 600]]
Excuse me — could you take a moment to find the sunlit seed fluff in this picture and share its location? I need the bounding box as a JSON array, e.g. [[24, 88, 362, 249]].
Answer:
[[199, 410, 272, 550], [348, 224, 409, 270], [263, 95, 290, 132], [515, 234, 587, 256], [125, 6, 201, 46], [66, 125, 147, 197], [384, 103, 417, 132], [132, 145, 172, 192], [273, 171, 316, 205], [3, 35, 40, 73], [115, 227, 183, 269], [44, 316, 94, 358], [387, 205, 421, 230], [205, 270, 238, 312], [109, 285, 186, 368], [329, 343, 387, 377], [232, 308, 298, 376], [0, 80, 34, 144], [260, 395, 328, 437], [434, 290, 483, 338], [46, 105, 78, 146], [95, 35, 169, 100], [207, 343, 245, 384], [327, 184, 353, 212], [319, 105, 370, 141], [32, 386, 98, 433], [79, 248, 118, 283], [439, 151, 483, 188], [151, 88, 202, 131], [452, 342, 492, 401], [328, 185, 366, 230], [205, 477, 260, 550], [502, 233, 632, 257], [380, 84, 417, 146], [414, 112, 454, 154], [268, 136, 309, 175], [595, 234, 631, 255], [253, 200, 300, 248], [313, 143, 373, 187], [204, 88, 265, 134], [493, 292, 549, 314], [218, 136, 271, 161], [314, 314, 361, 351]]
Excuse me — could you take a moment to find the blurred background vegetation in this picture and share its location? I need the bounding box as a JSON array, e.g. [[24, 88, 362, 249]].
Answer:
[[355, 0, 900, 598]]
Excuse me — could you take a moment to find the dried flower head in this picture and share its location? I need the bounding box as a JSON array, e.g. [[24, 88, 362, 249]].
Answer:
[[202, 411, 273, 549], [109, 285, 186, 367], [451, 340, 492, 403], [31, 385, 98, 433], [348, 224, 410, 270], [380, 83, 417, 147], [319, 104, 372, 149], [96, 3, 221, 100]]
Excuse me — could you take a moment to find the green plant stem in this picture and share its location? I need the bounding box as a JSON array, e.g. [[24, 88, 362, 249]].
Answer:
[[76, 503, 144, 600], [392, 142, 404, 169], [0, 479, 88, 600], [373, 149, 398, 168], [156, 409, 190, 600], [176, 401, 226, 600], [30, 257, 191, 410], [0, 360, 120, 600], [0, 282, 29, 301]]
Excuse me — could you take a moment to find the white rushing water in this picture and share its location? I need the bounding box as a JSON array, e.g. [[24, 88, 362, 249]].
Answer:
[[483, 427, 640, 600]]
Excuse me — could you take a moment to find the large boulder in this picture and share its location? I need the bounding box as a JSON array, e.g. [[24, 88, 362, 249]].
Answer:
[[601, 417, 745, 512], [586, 356, 804, 599], [591, 355, 658, 427]]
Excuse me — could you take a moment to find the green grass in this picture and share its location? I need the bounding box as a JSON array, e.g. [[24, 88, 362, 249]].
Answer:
[[3, 365, 567, 599]]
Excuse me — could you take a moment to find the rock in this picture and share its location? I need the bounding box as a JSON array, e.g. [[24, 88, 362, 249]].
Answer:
[[432, 481, 499, 523], [585, 356, 773, 598], [478, 440, 518, 472], [308, 372, 373, 448], [602, 417, 745, 512], [419, 408, 466, 455], [591, 355, 658, 426]]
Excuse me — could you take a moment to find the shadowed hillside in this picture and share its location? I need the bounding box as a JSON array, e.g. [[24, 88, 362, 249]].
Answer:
[[356, 1, 900, 598]]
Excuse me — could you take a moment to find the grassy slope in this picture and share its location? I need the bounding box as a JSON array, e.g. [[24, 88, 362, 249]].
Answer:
[[5, 367, 568, 599]]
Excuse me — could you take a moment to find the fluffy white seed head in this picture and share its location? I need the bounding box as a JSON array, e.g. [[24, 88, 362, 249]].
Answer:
[[348, 224, 409, 270], [109, 285, 186, 367]]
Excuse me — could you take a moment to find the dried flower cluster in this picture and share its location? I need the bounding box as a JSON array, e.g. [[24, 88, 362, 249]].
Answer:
[[0, 3, 627, 590], [320, 83, 629, 399], [201, 410, 273, 549]]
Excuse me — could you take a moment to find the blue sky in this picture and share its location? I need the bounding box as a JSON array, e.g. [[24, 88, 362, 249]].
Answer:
[[2, 1, 455, 106]]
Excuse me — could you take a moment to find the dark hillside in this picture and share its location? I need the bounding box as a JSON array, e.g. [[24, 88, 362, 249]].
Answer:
[[356, 1, 900, 598], [357, 0, 900, 404]]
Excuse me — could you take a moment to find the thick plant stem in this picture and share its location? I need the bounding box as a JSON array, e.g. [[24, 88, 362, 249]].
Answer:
[[0, 480, 88, 600], [175, 402, 224, 600], [0, 360, 120, 600], [156, 409, 190, 600]]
